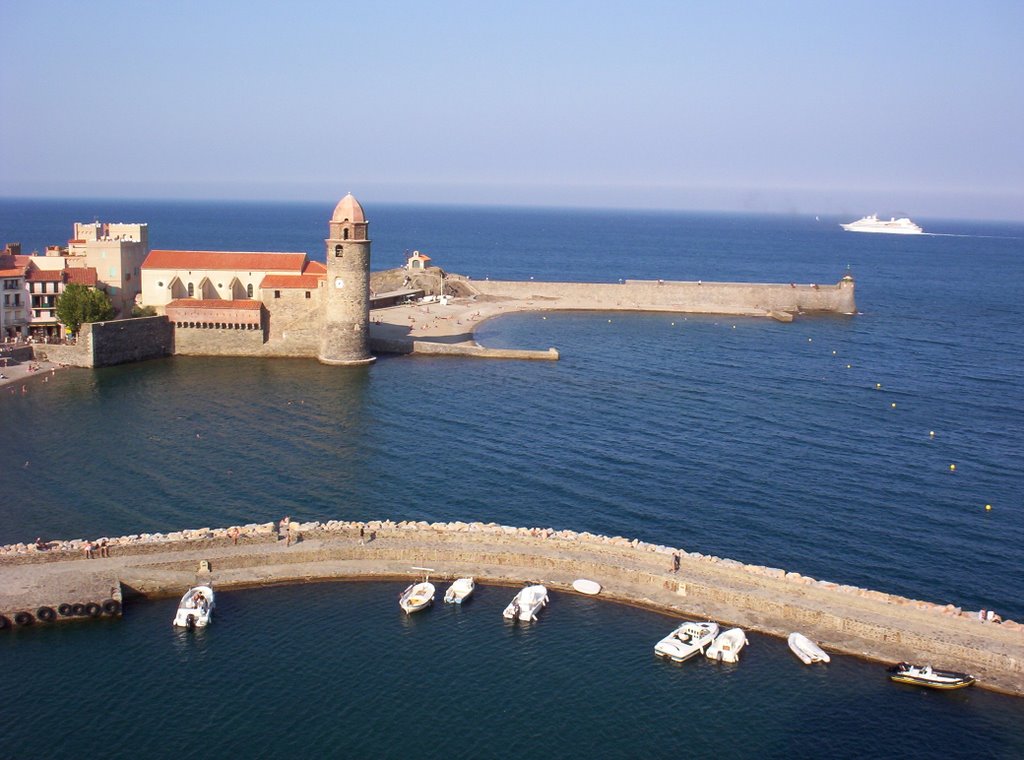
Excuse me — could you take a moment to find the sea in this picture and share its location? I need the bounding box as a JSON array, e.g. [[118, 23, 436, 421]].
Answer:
[[1, 199, 1022, 758]]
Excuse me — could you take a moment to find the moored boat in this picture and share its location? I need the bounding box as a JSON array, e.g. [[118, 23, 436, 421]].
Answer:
[[172, 585, 215, 629], [399, 581, 436, 614], [444, 577, 475, 604], [705, 627, 748, 663], [502, 584, 548, 622], [654, 620, 719, 662], [788, 632, 830, 665], [888, 662, 975, 690]]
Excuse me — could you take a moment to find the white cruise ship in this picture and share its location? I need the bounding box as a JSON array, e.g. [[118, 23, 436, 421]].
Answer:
[[840, 214, 923, 234]]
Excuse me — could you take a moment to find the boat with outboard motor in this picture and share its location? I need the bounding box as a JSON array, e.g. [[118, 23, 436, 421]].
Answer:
[[788, 632, 831, 665], [444, 577, 475, 604], [705, 627, 748, 663], [840, 214, 923, 234], [173, 585, 215, 629], [654, 620, 719, 662], [888, 662, 975, 690], [502, 584, 548, 622]]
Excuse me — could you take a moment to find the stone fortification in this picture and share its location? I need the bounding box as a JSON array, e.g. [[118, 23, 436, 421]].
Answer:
[[31, 316, 173, 368], [465, 276, 856, 318], [2, 519, 1020, 696]]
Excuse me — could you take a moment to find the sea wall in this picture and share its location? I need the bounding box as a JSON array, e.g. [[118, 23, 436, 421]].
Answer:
[[2, 519, 1020, 695], [466, 277, 856, 316], [32, 316, 174, 368]]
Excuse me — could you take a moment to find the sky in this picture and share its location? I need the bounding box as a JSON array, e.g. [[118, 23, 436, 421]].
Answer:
[[1, 1, 1022, 220]]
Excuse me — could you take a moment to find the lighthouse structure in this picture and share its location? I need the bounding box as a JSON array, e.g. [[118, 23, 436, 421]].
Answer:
[[318, 193, 375, 366]]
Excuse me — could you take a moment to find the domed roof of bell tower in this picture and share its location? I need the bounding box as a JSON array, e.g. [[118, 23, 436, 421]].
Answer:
[[331, 193, 366, 223]]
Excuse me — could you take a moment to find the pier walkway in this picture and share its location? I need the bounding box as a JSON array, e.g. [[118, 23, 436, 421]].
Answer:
[[2, 520, 1021, 696]]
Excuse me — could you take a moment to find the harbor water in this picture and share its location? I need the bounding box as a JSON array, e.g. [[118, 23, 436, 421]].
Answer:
[[1, 200, 1023, 756]]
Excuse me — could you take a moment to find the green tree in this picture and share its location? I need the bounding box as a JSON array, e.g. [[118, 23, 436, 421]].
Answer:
[[55, 284, 115, 335]]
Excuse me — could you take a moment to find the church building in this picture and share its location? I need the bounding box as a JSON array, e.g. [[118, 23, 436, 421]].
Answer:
[[140, 194, 374, 364]]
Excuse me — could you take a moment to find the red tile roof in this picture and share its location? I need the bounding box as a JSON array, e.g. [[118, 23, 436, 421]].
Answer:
[[65, 267, 98, 286], [0, 268, 24, 277], [304, 260, 326, 274], [167, 299, 262, 310], [27, 269, 64, 282], [143, 250, 308, 272], [260, 273, 325, 289]]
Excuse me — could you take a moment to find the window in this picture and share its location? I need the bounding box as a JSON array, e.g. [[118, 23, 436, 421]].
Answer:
[[305, 291, 311, 299], [343, 229, 349, 240], [187, 283, 194, 297], [274, 290, 281, 299], [334, 244, 343, 257], [246, 283, 253, 298]]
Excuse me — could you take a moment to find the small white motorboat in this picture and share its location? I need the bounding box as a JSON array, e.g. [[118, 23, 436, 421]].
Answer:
[[788, 632, 831, 665], [706, 627, 748, 663], [502, 584, 548, 622], [399, 581, 436, 614], [173, 585, 215, 629], [654, 620, 719, 662], [572, 579, 602, 596], [888, 662, 975, 690], [444, 577, 476, 604]]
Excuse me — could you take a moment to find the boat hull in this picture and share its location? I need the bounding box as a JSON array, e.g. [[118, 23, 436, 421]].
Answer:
[[888, 664, 975, 690], [788, 632, 830, 665], [502, 585, 548, 621], [706, 628, 747, 663], [654, 621, 719, 662], [173, 585, 215, 628], [444, 578, 475, 604], [399, 582, 435, 614]]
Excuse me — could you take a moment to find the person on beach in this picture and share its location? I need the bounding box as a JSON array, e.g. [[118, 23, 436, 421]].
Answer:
[[99, 538, 109, 558], [229, 526, 240, 545], [672, 553, 680, 573], [279, 516, 290, 540], [84, 541, 94, 559], [359, 526, 365, 545]]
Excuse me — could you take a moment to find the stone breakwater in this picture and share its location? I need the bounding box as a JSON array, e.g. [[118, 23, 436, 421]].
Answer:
[[2, 519, 1021, 696]]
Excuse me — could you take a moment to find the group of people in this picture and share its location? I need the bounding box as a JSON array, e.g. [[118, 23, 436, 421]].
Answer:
[[83, 539, 110, 559], [978, 608, 1003, 624]]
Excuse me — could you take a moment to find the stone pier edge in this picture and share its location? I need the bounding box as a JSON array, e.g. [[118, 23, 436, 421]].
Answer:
[[3, 518, 1021, 697]]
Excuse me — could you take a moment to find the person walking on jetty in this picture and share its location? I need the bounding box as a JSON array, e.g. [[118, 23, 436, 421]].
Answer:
[[279, 516, 290, 541], [672, 552, 680, 573]]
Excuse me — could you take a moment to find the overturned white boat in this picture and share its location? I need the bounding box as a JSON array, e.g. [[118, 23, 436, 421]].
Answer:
[[173, 585, 215, 629], [788, 632, 831, 665], [706, 627, 748, 663], [503, 585, 548, 622], [399, 581, 436, 614], [654, 620, 719, 662], [444, 577, 475, 604]]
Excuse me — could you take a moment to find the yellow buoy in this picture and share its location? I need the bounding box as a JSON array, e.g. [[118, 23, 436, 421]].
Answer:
[[876, 383, 882, 389], [985, 504, 992, 511], [929, 431, 935, 438], [949, 464, 956, 472], [891, 402, 897, 409]]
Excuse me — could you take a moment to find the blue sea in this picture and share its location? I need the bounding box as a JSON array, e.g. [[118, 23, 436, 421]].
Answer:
[[2, 199, 1023, 757]]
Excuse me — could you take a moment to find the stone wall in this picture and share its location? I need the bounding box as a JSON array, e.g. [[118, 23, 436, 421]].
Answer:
[[86, 317, 174, 367], [32, 316, 173, 368], [3, 519, 1020, 695], [467, 278, 856, 316], [172, 325, 267, 356]]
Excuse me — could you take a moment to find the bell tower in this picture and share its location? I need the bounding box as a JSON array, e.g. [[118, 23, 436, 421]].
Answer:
[[318, 193, 375, 365]]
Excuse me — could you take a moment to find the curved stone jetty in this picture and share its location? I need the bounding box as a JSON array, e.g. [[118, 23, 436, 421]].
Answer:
[[2, 519, 1021, 696]]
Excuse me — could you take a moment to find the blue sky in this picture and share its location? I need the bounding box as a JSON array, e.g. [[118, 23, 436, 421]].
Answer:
[[1, 1, 1022, 219]]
